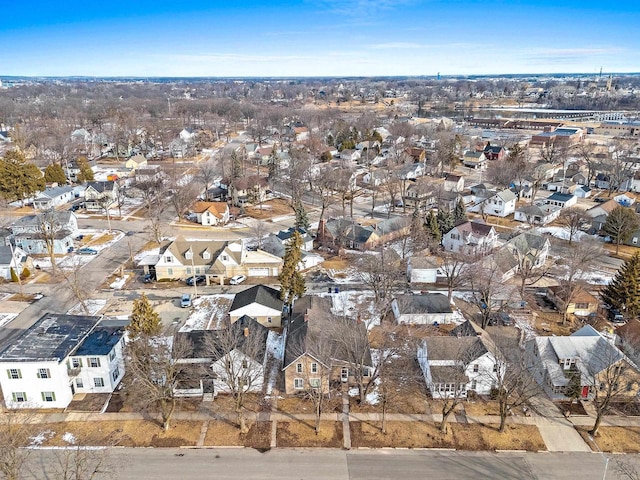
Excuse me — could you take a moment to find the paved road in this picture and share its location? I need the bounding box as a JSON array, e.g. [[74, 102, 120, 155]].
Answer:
[[25, 448, 630, 480]]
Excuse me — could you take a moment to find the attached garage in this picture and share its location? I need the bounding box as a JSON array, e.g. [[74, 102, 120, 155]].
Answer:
[[248, 267, 271, 277]]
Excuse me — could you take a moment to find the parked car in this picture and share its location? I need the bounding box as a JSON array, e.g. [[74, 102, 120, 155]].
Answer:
[[180, 293, 192, 308], [76, 234, 85, 241], [489, 312, 514, 327], [142, 273, 153, 283], [608, 308, 625, 324], [68, 204, 80, 212], [230, 274, 246, 285], [185, 275, 206, 286], [77, 247, 98, 255]]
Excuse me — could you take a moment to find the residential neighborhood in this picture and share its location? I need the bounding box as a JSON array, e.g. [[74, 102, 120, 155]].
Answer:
[[3, 72, 640, 477]]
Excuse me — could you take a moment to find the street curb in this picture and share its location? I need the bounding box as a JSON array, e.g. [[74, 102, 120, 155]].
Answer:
[[496, 449, 527, 453], [180, 445, 245, 449]]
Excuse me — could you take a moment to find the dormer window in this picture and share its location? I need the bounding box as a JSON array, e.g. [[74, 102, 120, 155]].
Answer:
[[185, 249, 193, 260], [222, 254, 228, 261], [203, 250, 210, 260]]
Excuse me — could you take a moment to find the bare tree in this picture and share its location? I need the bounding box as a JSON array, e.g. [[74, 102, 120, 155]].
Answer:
[[206, 322, 266, 434], [0, 411, 35, 480], [124, 334, 191, 431], [558, 239, 603, 324], [468, 260, 513, 329], [168, 181, 200, 221], [50, 435, 117, 480], [484, 337, 541, 432], [60, 257, 91, 315], [356, 248, 403, 306], [196, 159, 220, 200], [439, 251, 470, 303], [587, 341, 638, 437], [36, 209, 68, 272], [557, 207, 591, 245], [574, 142, 599, 186]]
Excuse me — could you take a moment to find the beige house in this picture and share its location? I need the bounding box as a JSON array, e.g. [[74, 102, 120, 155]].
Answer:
[[547, 286, 599, 318], [125, 154, 147, 171], [153, 239, 283, 285]]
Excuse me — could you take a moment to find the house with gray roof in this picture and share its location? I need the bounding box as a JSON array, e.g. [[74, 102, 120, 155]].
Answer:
[[527, 325, 640, 400], [544, 192, 577, 209], [0, 245, 32, 281], [417, 321, 503, 398], [391, 293, 454, 325], [33, 186, 74, 210], [442, 221, 498, 255], [11, 211, 78, 255], [0, 314, 126, 409], [229, 285, 284, 328], [514, 203, 561, 225], [468, 188, 517, 218], [322, 218, 379, 250]]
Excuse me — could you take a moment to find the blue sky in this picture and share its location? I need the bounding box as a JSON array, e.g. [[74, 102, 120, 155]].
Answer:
[[1, 0, 639, 76]]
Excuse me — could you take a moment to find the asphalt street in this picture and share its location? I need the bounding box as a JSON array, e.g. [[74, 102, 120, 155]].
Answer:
[[24, 448, 633, 480]]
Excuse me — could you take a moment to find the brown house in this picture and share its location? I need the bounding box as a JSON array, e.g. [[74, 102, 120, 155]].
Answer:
[[547, 286, 599, 318], [282, 296, 373, 395]]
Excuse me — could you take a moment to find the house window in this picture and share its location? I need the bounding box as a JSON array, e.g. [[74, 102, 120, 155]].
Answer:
[[109, 350, 116, 362], [311, 363, 318, 374], [185, 250, 193, 260], [7, 369, 21, 379], [222, 255, 228, 261], [167, 268, 173, 275], [89, 358, 101, 368], [267, 317, 272, 324], [296, 363, 303, 374], [473, 364, 479, 373], [37, 368, 51, 379], [41, 391, 56, 402], [76, 378, 83, 388], [203, 251, 210, 260], [294, 378, 304, 389], [186, 267, 192, 274], [94, 377, 104, 388], [470, 380, 477, 390], [309, 378, 321, 388], [242, 360, 248, 369], [492, 365, 498, 372], [574, 303, 589, 309], [363, 368, 370, 377], [11, 392, 27, 403], [165, 256, 172, 263], [112, 367, 120, 382], [72, 358, 82, 368]]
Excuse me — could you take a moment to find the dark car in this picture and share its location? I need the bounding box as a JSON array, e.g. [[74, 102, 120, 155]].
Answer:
[[489, 312, 514, 327], [77, 247, 98, 255], [608, 308, 625, 324], [142, 273, 154, 283], [68, 204, 80, 212], [185, 275, 206, 286]]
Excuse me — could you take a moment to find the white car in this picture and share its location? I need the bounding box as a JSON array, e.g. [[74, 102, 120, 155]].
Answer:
[[230, 275, 246, 285]]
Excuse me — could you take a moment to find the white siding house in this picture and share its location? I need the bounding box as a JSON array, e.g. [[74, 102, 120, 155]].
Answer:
[[0, 314, 126, 409], [442, 221, 498, 255], [391, 294, 453, 325]]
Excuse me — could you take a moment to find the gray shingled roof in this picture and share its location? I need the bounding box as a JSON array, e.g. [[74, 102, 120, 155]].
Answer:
[[395, 293, 453, 314], [230, 285, 283, 313]]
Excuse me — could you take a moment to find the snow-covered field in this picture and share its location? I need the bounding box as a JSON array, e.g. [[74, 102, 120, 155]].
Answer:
[[179, 294, 233, 332]]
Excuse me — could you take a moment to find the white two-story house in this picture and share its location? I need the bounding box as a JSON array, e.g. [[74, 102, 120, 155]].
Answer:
[[442, 221, 498, 256], [417, 321, 503, 398], [0, 314, 126, 409], [469, 189, 517, 218]]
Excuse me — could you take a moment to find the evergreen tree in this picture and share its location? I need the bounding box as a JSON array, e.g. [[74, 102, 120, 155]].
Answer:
[[565, 372, 582, 407], [601, 253, 640, 316], [76, 156, 94, 183], [231, 151, 242, 179], [294, 201, 310, 230], [267, 146, 279, 179], [128, 293, 162, 339], [426, 211, 442, 244], [0, 150, 45, 204], [437, 209, 455, 235], [279, 231, 306, 305], [44, 163, 67, 184], [453, 198, 467, 225]]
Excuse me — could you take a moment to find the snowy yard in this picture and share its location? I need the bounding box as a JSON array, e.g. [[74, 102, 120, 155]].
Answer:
[[320, 290, 381, 329], [0, 313, 18, 328], [67, 299, 106, 316], [264, 330, 284, 396], [179, 294, 233, 332]]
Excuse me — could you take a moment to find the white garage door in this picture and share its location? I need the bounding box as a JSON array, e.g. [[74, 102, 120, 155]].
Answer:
[[248, 267, 271, 277]]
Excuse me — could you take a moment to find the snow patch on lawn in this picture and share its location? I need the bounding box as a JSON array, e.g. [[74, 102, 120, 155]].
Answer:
[[67, 299, 106, 316], [537, 227, 590, 241], [179, 294, 233, 332], [30, 431, 54, 446], [109, 274, 129, 290], [62, 432, 76, 444], [321, 290, 382, 329], [265, 330, 285, 396]]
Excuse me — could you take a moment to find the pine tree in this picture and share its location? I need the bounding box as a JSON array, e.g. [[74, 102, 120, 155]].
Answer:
[[231, 151, 242, 179], [128, 293, 162, 338], [294, 202, 310, 230], [437, 209, 455, 235], [76, 157, 94, 183], [453, 198, 467, 225], [267, 146, 279, 179], [565, 372, 582, 407], [279, 231, 306, 305], [601, 253, 640, 316], [44, 163, 67, 184], [426, 211, 441, 244], [0, 150, 46, 204]]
